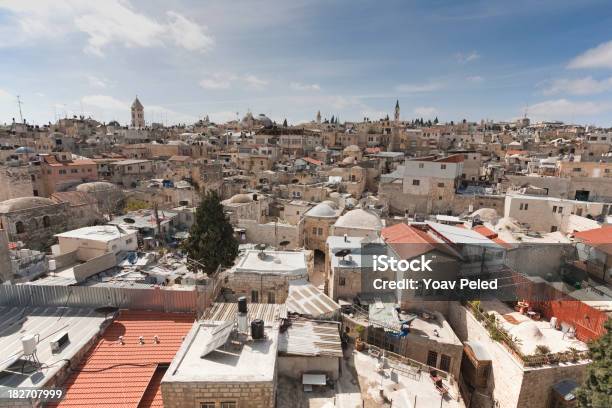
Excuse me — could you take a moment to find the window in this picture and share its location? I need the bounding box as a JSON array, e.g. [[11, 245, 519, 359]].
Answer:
[[519, 203, 528, 211], [220, 403, 237, 408], [251, 290, 259, 303], [439, 354, 451, 372], [126, 238, 133, 244], [42, 216, 51, 228], [339, 277, 346, 286], [552, 206, 557, 213], [200, 403, 215, 408], [551, 226, 558, 232], [312, 227, 317, 235], [59, 169, 67, 175], [71, 169, 78, 173], [140, 165, 145, 170], [267, 292, 275, 303], [412, 179, 420, 186], [15, 221, 25, 234], [418, 163, 424, 169], [440, 164, 446, 169], [318, 227, 323, 235], [573, 167, 581, 172], [437, 183, 444, 188], [558, 207, 563, 214], [31, 174, 35, 181], [427, 350, 438, 367]]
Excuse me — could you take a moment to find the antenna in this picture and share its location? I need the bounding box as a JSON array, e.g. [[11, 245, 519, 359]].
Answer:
[[16, 95, 24, 123]]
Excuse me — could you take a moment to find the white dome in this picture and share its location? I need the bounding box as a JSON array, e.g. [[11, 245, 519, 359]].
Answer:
[[228, 193, 253, 204], [470, 208, 498, 223], [334, 209, 382, 230], [306, 202, 338, 218], [76, 182, 118, 193]]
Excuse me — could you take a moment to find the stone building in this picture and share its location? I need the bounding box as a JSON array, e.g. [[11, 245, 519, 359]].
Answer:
[[39, 153, 99, 195], [303, 201, 342, 253], [0, 229, 11, 282], [0, 197, 72, 250], [108, 159, 154, 187], [222, 193, 271, 224], [0, 165, 38, 201], [225, 249, 309, 304]]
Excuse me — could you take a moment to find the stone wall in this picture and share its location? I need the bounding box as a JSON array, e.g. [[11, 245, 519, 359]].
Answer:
[[0, 166, 35, 201], [225, 271, 305, 303], [161, 381, 275, 408], [237, 219, 302, 250], [73, 251, 117, 282]]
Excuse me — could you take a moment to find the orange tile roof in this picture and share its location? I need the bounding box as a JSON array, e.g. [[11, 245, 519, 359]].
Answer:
[[302, 157, 323, 166], [382, 223, 439, 259], [574, 226, 612, 255], [54, 310, 194, 408], [137, 367, 166, 408], [472, 225, 510, 248]]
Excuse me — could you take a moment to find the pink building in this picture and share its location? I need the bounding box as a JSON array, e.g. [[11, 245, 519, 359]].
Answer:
[[39, 153, 98, 195]]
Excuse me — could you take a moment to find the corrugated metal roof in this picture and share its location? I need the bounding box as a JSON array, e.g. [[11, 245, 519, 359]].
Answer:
[[54, 310, 194, 407], [202, 302, 285, 324], [278, 319, 342, 358], [286, 281, 339, 317]]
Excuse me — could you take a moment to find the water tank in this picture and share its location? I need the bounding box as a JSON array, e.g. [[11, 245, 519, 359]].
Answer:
[[238, 296, 248, 313], [48, 259, 56, 272], [550, 317, 558, 329], [22, 334, 37, 356], [251, 319, 264, 340]]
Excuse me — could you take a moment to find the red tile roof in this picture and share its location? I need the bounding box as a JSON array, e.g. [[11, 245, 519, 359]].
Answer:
[[137, 367, 166, 408], [574, 226, 612, 255], [382, 223, 439, 259], [472, 225, 510, 247], [302, 157, 323, 166], [54, 310, 194, 408]]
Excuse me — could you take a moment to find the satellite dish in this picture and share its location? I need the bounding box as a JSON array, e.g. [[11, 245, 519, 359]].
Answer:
[[279, 240, 290, 247], [123, 217, 136, 224], [255, 243, 267, 251], [335, 249, 351, 258]]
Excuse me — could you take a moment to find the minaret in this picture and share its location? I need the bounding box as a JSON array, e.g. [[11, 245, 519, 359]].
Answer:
[[316, 110, 321, 124], [394, 100, 400, 123], [131, 96, 144, 128]]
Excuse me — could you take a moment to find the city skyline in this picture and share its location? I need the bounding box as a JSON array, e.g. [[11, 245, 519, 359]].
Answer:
[[2, 0, 612, 126]]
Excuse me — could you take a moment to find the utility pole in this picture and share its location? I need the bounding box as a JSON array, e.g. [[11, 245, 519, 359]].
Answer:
[[16, 95, 24, 123]]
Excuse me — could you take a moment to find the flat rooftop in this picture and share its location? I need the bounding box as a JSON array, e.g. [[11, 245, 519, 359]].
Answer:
[[164, 320, 278, 383], [54, 225, 135, 242], [234, 250, 307, 275], [0, 306, 106, 389], [480, 299, 588, 355]]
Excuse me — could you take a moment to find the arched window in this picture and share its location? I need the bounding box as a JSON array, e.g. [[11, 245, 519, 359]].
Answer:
[[43, 216, 51, 228], [15, 221, 25, 234]]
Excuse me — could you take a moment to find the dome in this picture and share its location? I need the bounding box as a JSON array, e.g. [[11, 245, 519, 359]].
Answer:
[[334, 209, 382, 230], [470, 208, 498, 223], [344, 145, 360, 152], [228, 193, 253, 204], [342, 156, 356, 165], [509, 321, 543, 341], [321, 200, 338, 209], [15, 147, 35, 154], [76, 182, 118, 193], [329, 192, 340, 199], [0, 197, 55, 213], [306, 202, 338, 218]]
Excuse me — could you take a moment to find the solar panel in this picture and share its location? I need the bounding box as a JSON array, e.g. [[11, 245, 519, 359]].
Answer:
[[200, 320, 235, 358]]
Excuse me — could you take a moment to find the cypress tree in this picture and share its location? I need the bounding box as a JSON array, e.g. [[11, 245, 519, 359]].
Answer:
[[183, 191, 238, 274], [576, 320, 611, 407]]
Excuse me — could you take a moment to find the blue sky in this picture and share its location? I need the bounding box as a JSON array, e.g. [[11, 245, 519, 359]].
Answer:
[[1, 0, 612, 126]]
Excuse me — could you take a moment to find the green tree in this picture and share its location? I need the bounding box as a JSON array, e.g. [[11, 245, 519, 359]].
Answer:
[[183, 191, 238, 274], [576, 319, 611, 408]]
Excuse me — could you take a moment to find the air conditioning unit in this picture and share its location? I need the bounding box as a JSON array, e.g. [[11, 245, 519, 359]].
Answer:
[[50, 331, 70, 353]]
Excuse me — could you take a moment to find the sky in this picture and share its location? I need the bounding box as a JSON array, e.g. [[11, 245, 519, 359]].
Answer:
[[1, 0, 612, 127]]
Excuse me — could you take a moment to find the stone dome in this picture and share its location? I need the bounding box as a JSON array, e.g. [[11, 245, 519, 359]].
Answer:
[[334, 209, 382, 230], [0, 197, 55, 213], [342, 156, 356, 165], [321, 200, 338, 209], [306, 202, 338, 218], [470, 208, 498, 223], [76, 181, 118, 193], [228, 193, 253, 204]]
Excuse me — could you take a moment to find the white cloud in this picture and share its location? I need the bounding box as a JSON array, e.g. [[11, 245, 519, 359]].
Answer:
[[568, 40, 612, 69], [413, 106, 438, 117], [395, 82, 444, 93], [0, 1, 214, 56], [455, 51, 481, 64], [199, 73, 268, 90], [541, 76, 612, 95], [81, 94, 129, 110], [86, 74, 110, 89], [290, 82, 321, 91], [528, 99, 611, 120], [466, 75, 484, 82]]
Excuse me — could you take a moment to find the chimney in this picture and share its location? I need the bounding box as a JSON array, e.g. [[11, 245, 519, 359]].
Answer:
[[343, 234, 348, 243]]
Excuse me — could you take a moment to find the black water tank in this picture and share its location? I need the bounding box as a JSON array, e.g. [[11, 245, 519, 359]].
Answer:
[[251, 319, 264, 340], [238, 296, 247, 313]]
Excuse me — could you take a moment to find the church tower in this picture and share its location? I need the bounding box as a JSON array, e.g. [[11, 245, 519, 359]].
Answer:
[[394, 99, 400, 123], [316, 110, 321, 124], [131, 96, 144, 128]]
